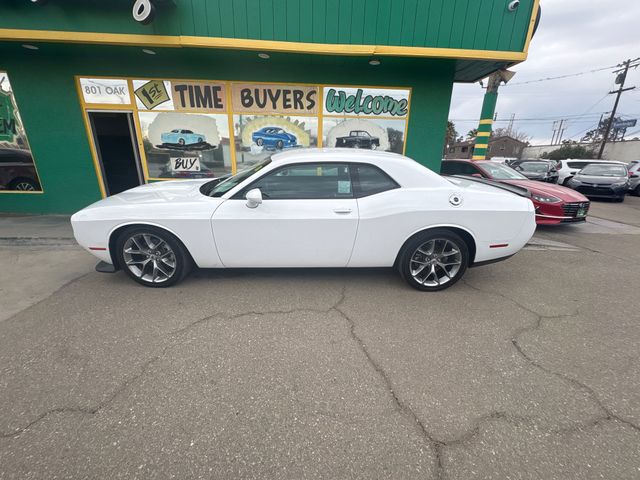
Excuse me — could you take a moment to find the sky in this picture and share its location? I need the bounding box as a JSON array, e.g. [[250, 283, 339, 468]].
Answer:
[[448, 0, 640, 145]]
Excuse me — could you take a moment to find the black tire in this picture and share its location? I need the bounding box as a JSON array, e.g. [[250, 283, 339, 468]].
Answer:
[[398, 229, 469, 292], [276, 140, 284, 149], [614, 196, 625, 203], [197, 137, 203, 143], [256, 138, 264, 146], [178, 138, 185, 146], [115, 225, 192, 288], [634, 185, 640, 197]]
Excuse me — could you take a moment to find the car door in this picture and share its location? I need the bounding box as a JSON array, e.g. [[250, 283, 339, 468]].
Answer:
[[212, 162, 359, 267]]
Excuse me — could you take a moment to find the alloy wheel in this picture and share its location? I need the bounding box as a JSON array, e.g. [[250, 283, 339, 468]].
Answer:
[[409, 238, 463, 287], [15, 182, 36, 191], [122, 233, 176, 284]]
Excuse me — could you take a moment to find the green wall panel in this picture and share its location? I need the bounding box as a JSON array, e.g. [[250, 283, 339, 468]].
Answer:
[[0, 42, 454, 214], [0, 1, 536, 53]]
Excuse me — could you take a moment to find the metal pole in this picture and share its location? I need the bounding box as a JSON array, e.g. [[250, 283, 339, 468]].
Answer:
[[598, 60, 631, 159]]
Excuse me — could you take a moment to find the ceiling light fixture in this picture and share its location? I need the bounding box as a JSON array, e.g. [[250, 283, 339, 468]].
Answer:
[[369, 58, 381, 66], [142, 49, 156, 55], [21, 44, 39, 50], [258, 53, 270, 59]]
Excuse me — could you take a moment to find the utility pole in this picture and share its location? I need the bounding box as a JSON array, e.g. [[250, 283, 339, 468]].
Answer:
[[507, 113, 515, 136], [598, 58, 639, 159], [557, 119, 566, 145], [472, 70, 515, 161]]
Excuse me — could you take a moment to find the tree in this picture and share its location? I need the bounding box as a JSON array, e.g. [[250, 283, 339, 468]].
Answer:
[[544, 144, 595, 160], [467, 128, 478, 139], [492, 127, 531, 143], [445, 121, 458, 146], [582, 116, 628, 143]]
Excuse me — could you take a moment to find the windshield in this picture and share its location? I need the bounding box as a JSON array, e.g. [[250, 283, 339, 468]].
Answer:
[[480, 162, 528, 180], [201, 159, 272, 197], [519, 162, 549, 173], [579, 165, 627, 177]]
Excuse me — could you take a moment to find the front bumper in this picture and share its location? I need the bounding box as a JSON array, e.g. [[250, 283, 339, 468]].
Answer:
[[535, 201, 590, 225], [573, 185, 627, 199]]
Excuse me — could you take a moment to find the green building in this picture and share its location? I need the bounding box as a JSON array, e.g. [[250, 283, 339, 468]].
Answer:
[[0, 0, 539, 214]]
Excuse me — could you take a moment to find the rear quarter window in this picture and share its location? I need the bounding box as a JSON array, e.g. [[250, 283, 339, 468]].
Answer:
[[353, 164, 399, 197]]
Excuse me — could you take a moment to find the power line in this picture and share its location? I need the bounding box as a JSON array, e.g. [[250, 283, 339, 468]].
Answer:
[[505, 64, 619, 86]]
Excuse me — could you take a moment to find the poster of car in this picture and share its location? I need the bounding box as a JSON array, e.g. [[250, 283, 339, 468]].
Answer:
[[323, 118, 406, 154], [0, 72, 42, 192], [138, 111, 232, 179], [233, 115, 318, 167]]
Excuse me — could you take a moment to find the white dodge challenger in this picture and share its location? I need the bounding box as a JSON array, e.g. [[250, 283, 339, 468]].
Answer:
[[71, 149, 536, 291]]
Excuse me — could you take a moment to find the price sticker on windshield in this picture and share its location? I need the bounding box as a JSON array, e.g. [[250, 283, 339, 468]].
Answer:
[[171, 157, 201, 172]]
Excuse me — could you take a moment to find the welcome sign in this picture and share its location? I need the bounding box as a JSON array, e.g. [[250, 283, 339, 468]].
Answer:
[[323, 87, 410, 118]]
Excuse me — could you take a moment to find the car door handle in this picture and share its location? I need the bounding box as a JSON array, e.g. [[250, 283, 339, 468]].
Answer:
[[333, 208, 352, 214]]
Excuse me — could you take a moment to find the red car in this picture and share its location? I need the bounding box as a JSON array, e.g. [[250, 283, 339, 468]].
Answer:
[[441, 160, 590, 225]]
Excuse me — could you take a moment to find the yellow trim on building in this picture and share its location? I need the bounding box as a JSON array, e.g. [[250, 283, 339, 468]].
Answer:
[[471, 155, 486, 161], [479, 119, 494, 125], [0, 28, 528, 62], [522, 0, 541, 57], [476, 131, 490, 137], [474, 144, 488, 149]]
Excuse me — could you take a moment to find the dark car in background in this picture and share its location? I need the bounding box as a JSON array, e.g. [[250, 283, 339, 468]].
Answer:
[[335, 130, 380, 149], [0, 148, 41, 191], [566, 163, 629, 202], [441, 159, 590, 225], [510, 160, 559, 183]]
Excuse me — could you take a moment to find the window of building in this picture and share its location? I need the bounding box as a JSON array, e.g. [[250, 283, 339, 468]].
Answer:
[[0, 72, 43, 193], [461, 146, 468, 153]]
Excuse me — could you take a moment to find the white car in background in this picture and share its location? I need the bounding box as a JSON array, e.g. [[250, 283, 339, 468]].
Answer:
[[556, 159, 627, 185], [71, 149, 536, 292]]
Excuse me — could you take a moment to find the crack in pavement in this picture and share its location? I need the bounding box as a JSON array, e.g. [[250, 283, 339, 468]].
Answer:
[[332, 287, 445, 480], [462, 279, 640, 436], [0, 296, 349, 439]]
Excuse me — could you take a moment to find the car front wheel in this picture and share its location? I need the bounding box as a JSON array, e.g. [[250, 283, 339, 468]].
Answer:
[[116, 226, 192, 287], [398, 230, 469, 292]]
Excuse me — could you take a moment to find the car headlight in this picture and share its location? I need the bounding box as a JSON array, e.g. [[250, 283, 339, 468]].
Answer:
[[531, 193, 562, 203], [611, 181, 628, 188]]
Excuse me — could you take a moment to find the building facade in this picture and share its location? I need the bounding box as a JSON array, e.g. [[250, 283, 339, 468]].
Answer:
[[445, 135, 528, 160], [0, 0, 539, 214]]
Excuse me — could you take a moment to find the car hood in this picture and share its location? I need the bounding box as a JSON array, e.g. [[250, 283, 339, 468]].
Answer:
[[573, 174, 627, 184], [79, 179, 214, 211], [521, 171, 546, 179], [502, 179, 589, 202]]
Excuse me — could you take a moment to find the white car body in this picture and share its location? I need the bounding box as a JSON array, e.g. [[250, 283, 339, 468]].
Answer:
[[556, 159, 626, 185], [72, 149, 535, 272]]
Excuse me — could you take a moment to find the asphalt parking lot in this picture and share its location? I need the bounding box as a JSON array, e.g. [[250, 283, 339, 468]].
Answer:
[[1, 197, 639, 479]]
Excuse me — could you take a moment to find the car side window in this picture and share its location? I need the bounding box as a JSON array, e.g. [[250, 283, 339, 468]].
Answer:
[[352, 163, 399, 197], [245, 163, 353, 199]]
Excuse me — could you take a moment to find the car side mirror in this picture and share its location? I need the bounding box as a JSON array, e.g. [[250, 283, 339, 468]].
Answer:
[[245, 188, 263, 208]]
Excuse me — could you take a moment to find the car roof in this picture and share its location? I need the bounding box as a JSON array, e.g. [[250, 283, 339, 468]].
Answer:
[[270, 148, 406, 164]]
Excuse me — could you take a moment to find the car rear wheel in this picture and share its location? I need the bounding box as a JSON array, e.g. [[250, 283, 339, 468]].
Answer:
[[634, 185, 640, 196], [370, 143, 377, 150], [276, 140, 284, 149], [256, 138, 264, 146], [116, 226, 192, 288], [178, 138, 185, 146], [398, 230, 469, 292]]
